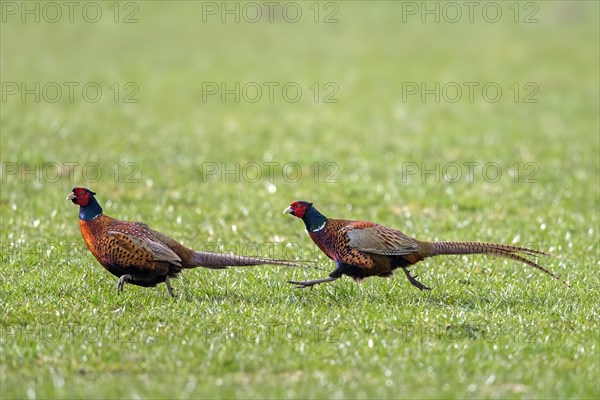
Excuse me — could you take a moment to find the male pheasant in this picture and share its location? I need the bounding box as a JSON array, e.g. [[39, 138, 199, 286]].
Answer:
[[68, 187, 312, 297], [284, 201, 569, 290]]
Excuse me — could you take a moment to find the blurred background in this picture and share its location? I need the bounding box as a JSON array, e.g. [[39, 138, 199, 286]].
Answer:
[[2, 2, 597, 213]]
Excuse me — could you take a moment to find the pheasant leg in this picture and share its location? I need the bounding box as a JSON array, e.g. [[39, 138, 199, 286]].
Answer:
[[117, 274, 132, 293], [402, 268, 431, 291], [165, 275, 175, 298], [288, 276, 339, 289]]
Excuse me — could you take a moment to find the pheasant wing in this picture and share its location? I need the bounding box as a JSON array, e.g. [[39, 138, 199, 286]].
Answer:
[[106, 231, 182, 270], [343, 221, 420, 256]]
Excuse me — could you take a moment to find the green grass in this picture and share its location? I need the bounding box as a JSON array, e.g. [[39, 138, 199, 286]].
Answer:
[[1, 1, 598, 398]]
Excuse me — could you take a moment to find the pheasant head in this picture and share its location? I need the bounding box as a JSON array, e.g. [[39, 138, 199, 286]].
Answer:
[[67, 187, 103, 220], [284, 201, 328, 233], [283, 201, 313, 218]]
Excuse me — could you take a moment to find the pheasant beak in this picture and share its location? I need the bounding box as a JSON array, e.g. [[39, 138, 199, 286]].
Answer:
[[66, 193, 76, 201], [283, 206, 294, 215]]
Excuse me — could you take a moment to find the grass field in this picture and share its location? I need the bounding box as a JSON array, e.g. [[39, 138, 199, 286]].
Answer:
[[1, 1, 599, 398]]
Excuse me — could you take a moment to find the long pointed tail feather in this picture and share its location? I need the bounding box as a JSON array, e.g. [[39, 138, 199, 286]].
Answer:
[[429, 241, 570, 287], [188, 251, 320, 270]]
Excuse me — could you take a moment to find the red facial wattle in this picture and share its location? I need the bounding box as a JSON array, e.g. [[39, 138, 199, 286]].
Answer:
[[76, 193, 90, 206], [288, 202, 307, 218], [69, 188, 91, 206]]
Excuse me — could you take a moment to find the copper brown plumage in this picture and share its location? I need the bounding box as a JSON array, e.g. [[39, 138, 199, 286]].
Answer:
[[68, 187, 314, 297], [284, 201, 569, 290]]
